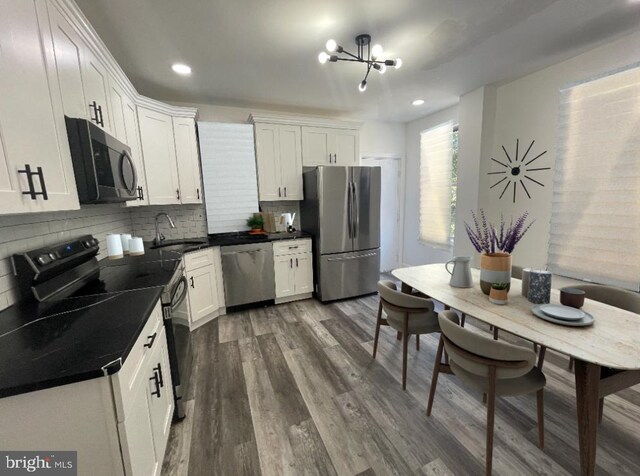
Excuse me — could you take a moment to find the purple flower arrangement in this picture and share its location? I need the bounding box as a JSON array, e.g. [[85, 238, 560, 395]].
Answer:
[[464, 210, 534, 254]]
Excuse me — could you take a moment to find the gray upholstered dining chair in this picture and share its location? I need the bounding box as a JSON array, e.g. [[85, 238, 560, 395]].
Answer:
[[427, 310, 546, 476], [565, 284, 640, 421], [373, 280, 442, 390]]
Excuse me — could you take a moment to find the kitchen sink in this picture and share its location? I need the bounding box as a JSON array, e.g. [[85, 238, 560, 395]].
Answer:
[[150, 239, 208, 251]]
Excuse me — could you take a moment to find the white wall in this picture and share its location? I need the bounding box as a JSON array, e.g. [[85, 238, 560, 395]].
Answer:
[[403, 106, 458, 266], [482, 29, 640, 268]]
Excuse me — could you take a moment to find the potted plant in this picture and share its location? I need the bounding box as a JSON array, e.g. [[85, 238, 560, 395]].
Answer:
[[489, 282, 509, 305], [465, 210, 534, 295], [246, 213, 264, 234]]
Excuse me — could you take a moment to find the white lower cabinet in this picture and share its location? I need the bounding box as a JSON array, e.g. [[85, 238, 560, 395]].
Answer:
[[179, 247, 226, 330], [274, 239, 313, 303], [0, 300, 173, 475]]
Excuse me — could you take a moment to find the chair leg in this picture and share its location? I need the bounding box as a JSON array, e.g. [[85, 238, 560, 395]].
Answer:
[[460, 313, 466, 327], [536, 389, 545, 449], [533, 343, 538, 353], [493, 327, 499, 340], [372, 302, 382, 359], [402, 317, 409, 390], [568, 356, 574, 371], [396, 331, 402, 341], [426, 336, 444, 416], [416, 334, 420, 351], [537, 346, 547, 370], [598, 397, 604, 423], [486, 367, 497, 476]]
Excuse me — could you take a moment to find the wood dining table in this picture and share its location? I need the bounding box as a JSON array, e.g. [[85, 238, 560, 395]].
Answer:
[[392, 264, 640, 476]]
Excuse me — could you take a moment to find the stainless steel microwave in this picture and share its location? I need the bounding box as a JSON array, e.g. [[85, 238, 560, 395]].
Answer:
[[65, 117, 139, 204]]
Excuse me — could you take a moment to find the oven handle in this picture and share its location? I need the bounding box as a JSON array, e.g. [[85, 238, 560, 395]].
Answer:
[[171, 275, 188, 310], [119, 150, 137, 195]]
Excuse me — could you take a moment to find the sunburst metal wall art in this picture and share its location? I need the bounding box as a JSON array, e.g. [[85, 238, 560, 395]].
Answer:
[[488, 139, 550, 203]]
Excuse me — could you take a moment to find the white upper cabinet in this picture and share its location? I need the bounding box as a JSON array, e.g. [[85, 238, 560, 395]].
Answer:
[[123, 98, 148, 206], [173, 117, 202, 204], [254, 123, 303, 201], [81, 46, 112, 134], [301, 126, 359, 166], [0, 0, 79, 215], [138, 107, 181, 205], [108, 75, 128, 143]]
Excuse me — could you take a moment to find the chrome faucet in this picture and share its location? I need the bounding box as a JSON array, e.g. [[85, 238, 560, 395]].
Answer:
[[154, 213, 176, 245]]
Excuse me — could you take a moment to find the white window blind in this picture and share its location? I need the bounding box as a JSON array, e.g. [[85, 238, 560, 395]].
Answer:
[[198, 122, 260, 233], [420, 121, 454, 247], [549, 65, 640, 291]]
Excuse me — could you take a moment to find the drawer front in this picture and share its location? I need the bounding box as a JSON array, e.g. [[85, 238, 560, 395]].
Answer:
[[273, 239, 311, 256], [184, 248, 214, 271], [113, 300, 163, 422]]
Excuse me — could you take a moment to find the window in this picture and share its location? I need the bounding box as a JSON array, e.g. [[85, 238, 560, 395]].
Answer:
[[419, 121, 458, 247], [549, 64, 640, 291]]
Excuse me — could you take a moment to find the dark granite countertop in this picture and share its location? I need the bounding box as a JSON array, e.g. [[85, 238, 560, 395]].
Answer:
[[0, 287, 163, 398], [149, 230, 313, 252]]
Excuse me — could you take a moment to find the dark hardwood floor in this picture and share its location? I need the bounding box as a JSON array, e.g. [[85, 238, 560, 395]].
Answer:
[[162, 294, 640, 475]]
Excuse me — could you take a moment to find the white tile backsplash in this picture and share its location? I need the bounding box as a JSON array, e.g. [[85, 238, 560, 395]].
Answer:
[[0, 204, 133, 311], [130, 204, 208, 241]]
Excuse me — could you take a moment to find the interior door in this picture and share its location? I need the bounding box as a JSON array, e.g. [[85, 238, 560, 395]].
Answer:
[[351, 166, 381, 252], [318, 166, 352, 254]]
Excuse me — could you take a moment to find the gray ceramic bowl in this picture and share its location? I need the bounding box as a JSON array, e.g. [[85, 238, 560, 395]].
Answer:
[[560, 287, 586, 308]]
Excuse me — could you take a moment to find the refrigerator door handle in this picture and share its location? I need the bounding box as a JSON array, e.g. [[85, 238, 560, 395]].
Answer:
[[352, 182, 359, 238], [347, 181, 353, 239], [326, 252, 378, 262]]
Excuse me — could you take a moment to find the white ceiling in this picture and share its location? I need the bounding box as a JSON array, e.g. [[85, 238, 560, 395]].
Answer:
[[75, 0, 640, 122]]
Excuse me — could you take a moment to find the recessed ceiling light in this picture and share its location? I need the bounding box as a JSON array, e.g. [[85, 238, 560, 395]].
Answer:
[[171, 63, 192, 75], [412, 99, 425, 106]]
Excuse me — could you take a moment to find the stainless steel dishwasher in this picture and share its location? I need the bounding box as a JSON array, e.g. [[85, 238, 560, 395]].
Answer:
[[221, 242, 275, 307]]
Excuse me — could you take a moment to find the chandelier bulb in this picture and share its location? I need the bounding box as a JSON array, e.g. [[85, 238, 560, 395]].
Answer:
[[318, 52, 329, 64], [378, 64, 387, 74], [371, 44, 383, 59], [358, 80, 367, 92], [394, 58, 403, 69], [326, 39, 337, 52]]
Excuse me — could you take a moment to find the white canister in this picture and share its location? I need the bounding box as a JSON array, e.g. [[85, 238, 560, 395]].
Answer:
[[129, 237, 145, 256], [521, 268, 532, 297], [120, 233, 132, 254], [106, 234, 124, 260]]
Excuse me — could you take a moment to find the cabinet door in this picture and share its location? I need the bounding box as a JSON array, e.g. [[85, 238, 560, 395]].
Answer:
[[138, 107, 180, 205], [81, 47, 112, 134], [254, 123, 281, 201], [42, 1, 87, 120], [294, 253, 313, 294], [118, 376, 158, 476], [0, 0, 79, 214], [173, 117, 202, 204], [334, 129, 359, 166], [123, 99, 148, 206], [278, 125, 303, 200], [301, 127, 332, 166], [108, 76, 127, 143], [187, 265, 218, 324], [274, 255, 295, 298], [147, 328, 173, 469]]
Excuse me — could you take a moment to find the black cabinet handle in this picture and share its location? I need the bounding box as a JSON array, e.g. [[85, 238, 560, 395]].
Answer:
[[278, 187, 281, 198], [296, 258, 299, 267], [290, 258, 293, 269], [154, 363, 164, 388], [284, 186, 287, 197], [196, 188, 200, 200], [144, 332, 157, 349], [190, 276, 195, 288], [89, 101, 98, 124], [150, 372, 161, 398], [176, 189, 181, 201], [18, 164, 48, 200], [96, 105, 104, 127], [137, 186, 144, 200]]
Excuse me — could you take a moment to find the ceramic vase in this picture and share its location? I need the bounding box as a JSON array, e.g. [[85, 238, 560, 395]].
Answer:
[[489, 287, 508, 305], [480, 252, 512, 295]]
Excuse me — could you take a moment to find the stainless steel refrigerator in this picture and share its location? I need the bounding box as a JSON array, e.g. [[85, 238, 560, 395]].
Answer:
[[301, 166, 381, 302]]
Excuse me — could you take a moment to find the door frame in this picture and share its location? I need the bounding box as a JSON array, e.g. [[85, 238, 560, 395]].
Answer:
[[361, 156, 405, 271]]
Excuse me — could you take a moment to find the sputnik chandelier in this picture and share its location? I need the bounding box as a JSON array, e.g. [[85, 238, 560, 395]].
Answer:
[[318, 34, 402, 92]]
